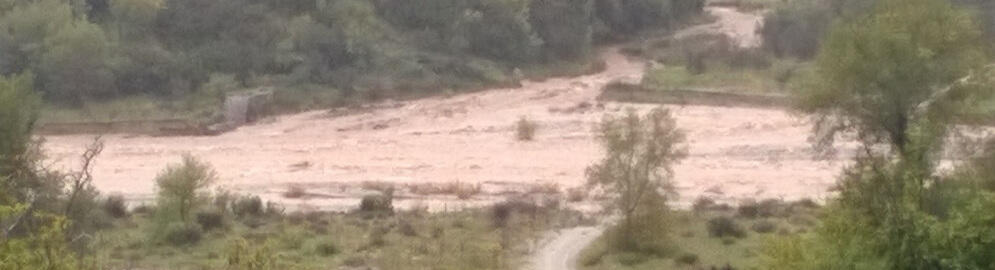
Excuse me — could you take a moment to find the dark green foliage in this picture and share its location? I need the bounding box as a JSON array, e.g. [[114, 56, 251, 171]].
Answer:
[[0, 73, 38, 180], [706, 216, 745, 238], [38, 22, 115, 103], [615, 252, 648, 266], [736, 201, 759, 218], [676, 252, 699, 265], [0, 0, 707, 110], [358, 191, 393, 213], [587, 108, 686, 254], [594, 0, 704, 40], [763, 0, 995, 60], [163, 222, 203, 246], [103, 195, 128, 218], [315, 242, 339, 256], [231, 195, 264, 218], [530, 0, 594, 60], [751, 219, 776, 233], [155, 155, 217, 223], [759, 0, 875, 59], [759, 0, 834, 59], [195, 211, 226, 231], [762, 0, 995, 269]]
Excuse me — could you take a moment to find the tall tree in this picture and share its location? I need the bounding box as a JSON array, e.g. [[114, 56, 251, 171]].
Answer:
[[765, 0, 995, 268], [39, 21, 115, 103], [586, 108, 686, 250]]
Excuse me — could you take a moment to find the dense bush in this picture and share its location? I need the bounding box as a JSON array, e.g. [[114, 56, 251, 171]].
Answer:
[[163, 222, 203, 246], [706, 216, 745, 238], [103, 195, 129, 218], [154, 155, 217, 223], [758, 0, 835, 59], [225, 238, 277, 270], [751, 219, 777, 233], [231, 195, 264, 218], [315, 241, 339, 257], [676, 252, 699, 265], [195, 211, 226, 231], [762, 0, 995, 268], [358, 191, 393, 213], [0, 0, 706, 109], [594, 0, 704, 40]]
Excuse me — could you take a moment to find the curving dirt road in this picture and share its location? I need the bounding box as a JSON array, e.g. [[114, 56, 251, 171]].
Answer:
[[530, 226, 604, 270]]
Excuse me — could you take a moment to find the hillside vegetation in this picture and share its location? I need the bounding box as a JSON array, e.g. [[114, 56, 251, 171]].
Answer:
[[0, 0, 704, 121]]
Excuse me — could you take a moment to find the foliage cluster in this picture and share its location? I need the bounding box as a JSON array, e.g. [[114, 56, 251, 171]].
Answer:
[[762, 0, 995, 269], [0, 0, 704, 114]]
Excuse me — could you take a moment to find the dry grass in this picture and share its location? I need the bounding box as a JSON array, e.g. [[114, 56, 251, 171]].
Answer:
[[360, 181, 396, 193], [407, 181, 482, 200], [528, 182, 561, 195]]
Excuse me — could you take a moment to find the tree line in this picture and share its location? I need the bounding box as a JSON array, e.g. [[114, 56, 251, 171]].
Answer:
[[0, 0, 703, 107]]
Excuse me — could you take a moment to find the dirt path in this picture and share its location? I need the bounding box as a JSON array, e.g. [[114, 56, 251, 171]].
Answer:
[[530, 226, 603, 270], [676, 6, 764, 48]]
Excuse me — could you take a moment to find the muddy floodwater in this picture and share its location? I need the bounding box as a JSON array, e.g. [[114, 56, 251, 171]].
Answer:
[[43, 7, 845, 212]]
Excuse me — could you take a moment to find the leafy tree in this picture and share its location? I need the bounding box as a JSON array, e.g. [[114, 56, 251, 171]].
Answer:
[[0, 73, 38, 179], [530, 0, 594, 60], [765, 0, 995, 268], [586, 108, 686, 251], [39, 21, 115, 104], [0, 212, 81, 270], [459, 0, 540, 63], [594, 0, 702, 40], [109, 0, 164, 40], [0, 0, 74, 76], [800, 0, 988, 155], [155, 154, 217, 223], [288, 15, 351, 84]]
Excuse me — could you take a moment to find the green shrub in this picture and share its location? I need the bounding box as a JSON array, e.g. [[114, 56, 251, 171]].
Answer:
[[232, 195, 264, 218], [103, 195, 129, 218], [615, 252, 648, 266], [163, 222, 203, 246], [751, 219, 777, 233], [707, 216, 745, 238], [676, 252, 699, 265], [195, 211, 226, 231], [398, 220, 418, 237], [225, 238, 277, 270], [736, 200, 759, 218], [315, 241, 339, 256], [358, 191, 393, 213], [692, 197, 716, 212], [155, 155, 217, 223]]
